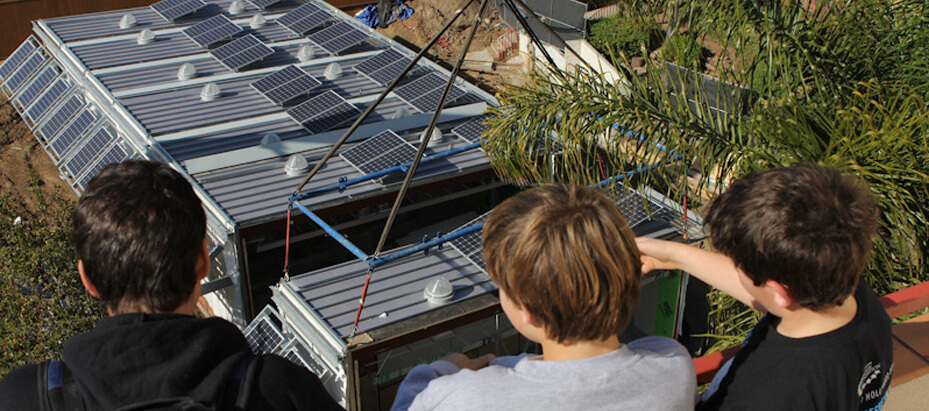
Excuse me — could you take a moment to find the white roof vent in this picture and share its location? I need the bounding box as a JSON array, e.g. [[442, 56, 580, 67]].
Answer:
[[390, 107, 410, 120], [297, 44, 315, 62], [422, 127, 444, 144], [324, 62, 343, 80], [250, 14, 267, 29], [424, 277, 454, 304], [200, 83, 221, 101], [284, 155, 309, 176], [228, 0, 245, 15], [137, 29, 156, 45], [119, 14, 137, 29], [260, 133, 281, 146], [177, 63, 197, 81]]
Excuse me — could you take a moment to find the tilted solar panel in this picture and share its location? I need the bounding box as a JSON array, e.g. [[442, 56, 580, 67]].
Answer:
[[64, 128, 115, 178], [250, 65, 322, 106], [277, 2, 330, 35], [393, 73, 466, 113], [340, 129, 417, 176], [183, 15, 243, 48], [150, 0, 206, 22], [77, 144, 130, 189], [244, 316, 284, 355], [26, 79, 69, 123], [307, 21, 366, 55], [451, 116, 487, 143], [0, 39, 37, 80], [286, 90, 360, 133], [600, 185, 675, 228], [447, 212, 491, 272], [15, 67, 58, 109], [247, 0, 283, 10], [50, 110, 96, 158], [5, 52, 47, 94], [39, 95, 83, 141], [209, 34, 274, 72]]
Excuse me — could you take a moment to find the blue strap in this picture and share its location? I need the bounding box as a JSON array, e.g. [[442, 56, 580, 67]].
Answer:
[[47, 360, 63, 390]]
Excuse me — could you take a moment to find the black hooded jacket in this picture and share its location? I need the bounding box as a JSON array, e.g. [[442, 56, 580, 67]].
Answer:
[[0, 313, 342, 410]]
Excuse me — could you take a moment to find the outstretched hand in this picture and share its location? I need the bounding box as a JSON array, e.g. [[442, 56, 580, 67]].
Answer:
[[441, 353, 496, 371], [636, 237, 679, 274]]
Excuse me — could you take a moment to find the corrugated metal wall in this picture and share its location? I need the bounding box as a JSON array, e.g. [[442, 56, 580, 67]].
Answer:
[[0, 0, 372, 56]]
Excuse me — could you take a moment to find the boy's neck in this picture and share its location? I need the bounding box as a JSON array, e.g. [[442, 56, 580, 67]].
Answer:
[[774, 294, 858, 338], [539, 335, 621, 361]]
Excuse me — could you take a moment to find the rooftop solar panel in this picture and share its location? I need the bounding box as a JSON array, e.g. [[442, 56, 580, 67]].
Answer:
[[286, 90, 360, 133], [0, 39, 37, 80], [448, 212, 490, 272], [150, 0, 206, 22], [15, 67, 58, 109], [601, 185, 674, 228], [183, 15, 243, 48], [50, 110, 96, 158], [307, 21, 366, 55], [340, 130, 417, 176], [39, 95, 83, 141], [244, 316, 284, 354], [247, 0, 284, 10], [64, 128, 116, 178], [209, 34, 274, 72], [26, 79, 69, 123], [5, 52, 47, 94], [250, 65, 322, 106], [393, 73, 466, 113], [277, 2, 330, 35], [77, 144, 130, 189], [354, 49, 414, 86], [451, 116, 487, 143]]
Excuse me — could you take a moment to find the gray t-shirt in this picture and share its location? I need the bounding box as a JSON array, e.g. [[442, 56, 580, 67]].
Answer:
[[392, 336, 696, 411]]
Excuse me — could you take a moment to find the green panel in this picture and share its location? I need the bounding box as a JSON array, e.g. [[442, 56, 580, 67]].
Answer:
[[653, 270, 682, 338]]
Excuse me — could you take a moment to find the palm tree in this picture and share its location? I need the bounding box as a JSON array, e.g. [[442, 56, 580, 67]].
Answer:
[[482, 0, 929, 349]]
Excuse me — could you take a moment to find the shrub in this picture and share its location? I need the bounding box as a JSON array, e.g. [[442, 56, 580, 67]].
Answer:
[[662, 33, 704, 70], [587, 14, 662, 58]]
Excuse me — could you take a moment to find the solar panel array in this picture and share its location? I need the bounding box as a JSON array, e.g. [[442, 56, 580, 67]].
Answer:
[[601, 185, 675, 228], [77, 144, 130, 189], [5, 52, 47, 94], [393, 73, 466, 113], [286, 90, 360, 134], [39, 96, 83, 141], [150, 0, 206, 22], [340, 130, 417, 176], [183, 15, 243, 48], [250, 65, 322, 106], [50, 110, 96, 158], [0, 39, 37, 80], [354, 49, 412, 86], [247, 0, 283, 10], [244, 316, 284, 355], [307, 21, 367, 55], [209, 34, 274, 72], [26, 79, 69, 123], [447, 212, 491, 272], [277, 2, 331, 36], [64, 128, 116, 178], [451, 116, 488, 144], [16, 67, 58, 108]]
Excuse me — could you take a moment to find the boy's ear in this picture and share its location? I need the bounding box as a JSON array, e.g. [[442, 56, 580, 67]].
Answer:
[[195, 239, 210, 281], [77, 260, 101, 298], [764, 279, 794, 309]]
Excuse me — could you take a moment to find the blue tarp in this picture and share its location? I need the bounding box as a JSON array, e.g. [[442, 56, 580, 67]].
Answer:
[[355, 1, 414, 28]]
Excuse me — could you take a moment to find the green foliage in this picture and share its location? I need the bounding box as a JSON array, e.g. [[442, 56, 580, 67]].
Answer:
[[587, 14, 662, 58], [485, 0, 929, 350], [662, 33, 704, 70], [0, 176, 103, 377]]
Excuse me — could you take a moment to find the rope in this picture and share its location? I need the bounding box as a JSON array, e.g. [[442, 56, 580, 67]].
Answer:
[[283, 206, 292, 281]]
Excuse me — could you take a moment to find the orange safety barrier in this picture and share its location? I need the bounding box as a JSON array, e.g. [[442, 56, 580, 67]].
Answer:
[[693, 280, 929, 384]]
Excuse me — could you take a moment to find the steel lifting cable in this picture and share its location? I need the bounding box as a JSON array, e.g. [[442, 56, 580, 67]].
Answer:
[[282, 0, 477, 279], [348, 0, 492, 339]]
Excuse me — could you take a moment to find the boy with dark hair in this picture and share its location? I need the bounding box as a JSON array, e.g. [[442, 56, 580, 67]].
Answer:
[[637, 163, 893, 410], [0, 160, 342, 410], [392, 184, 696, 411]]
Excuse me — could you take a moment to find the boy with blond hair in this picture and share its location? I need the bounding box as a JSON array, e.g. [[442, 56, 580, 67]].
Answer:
[[392, 184, 696, 411]]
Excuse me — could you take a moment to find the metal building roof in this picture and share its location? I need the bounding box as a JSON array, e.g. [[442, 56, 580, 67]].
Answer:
[[3, 0, 498, 229]]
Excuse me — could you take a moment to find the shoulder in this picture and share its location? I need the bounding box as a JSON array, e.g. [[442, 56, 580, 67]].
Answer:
[[627, 336, 695, 371], [410, 365, 515, 409], [0, 363, 41, 411]]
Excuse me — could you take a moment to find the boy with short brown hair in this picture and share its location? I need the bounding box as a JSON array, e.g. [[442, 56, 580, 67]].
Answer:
[[638, 163, 893, 410], [392, 184, 696, 411]]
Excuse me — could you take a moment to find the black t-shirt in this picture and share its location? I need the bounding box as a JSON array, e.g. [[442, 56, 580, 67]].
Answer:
[[700, 281, 893, 411]]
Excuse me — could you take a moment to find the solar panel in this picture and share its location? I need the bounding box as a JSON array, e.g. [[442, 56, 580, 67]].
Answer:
[[250, 65, 322, 106], [340, 130, 417, 176], [39, 96, 83, 141], [183, 15, 243, 48], [451, 116, 488, 143], [0, 39, 37, 80], [354, 49, 414, 86], [601, 185, 674, 228], [209, 34, 274, 72], [393, 73, 466, 112], [276, 2, 330, 35], [286, 90, 361, 133], [64, 128, 116, 178], [77, 144, 130, 189], [150, 0, 206, 22], [448, 212, 491, 272], [247, 0, 283, 10], [15, 67, 58, 109], [26, 79, 69, 123], [244, 316, 284, 355], [50, 110, 96, 158], [307, 22, 367, 55], [5, 52, 47, 94]]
